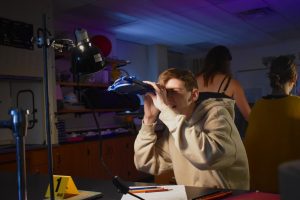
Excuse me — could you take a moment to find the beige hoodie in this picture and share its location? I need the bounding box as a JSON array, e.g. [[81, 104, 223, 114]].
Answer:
[[134, 98, 249, 190]]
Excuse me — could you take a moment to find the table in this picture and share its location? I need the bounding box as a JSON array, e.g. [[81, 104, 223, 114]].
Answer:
[[0, 172, 247, 200]]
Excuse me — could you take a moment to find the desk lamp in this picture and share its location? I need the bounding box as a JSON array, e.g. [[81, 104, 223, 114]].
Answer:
[[70, 28, 106, 103], [71, 28, 105, 76]]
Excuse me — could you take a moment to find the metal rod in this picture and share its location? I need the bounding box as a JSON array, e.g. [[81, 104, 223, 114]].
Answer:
[[42, 13, 55, 200], [15, 133, 26, 200], [10, 109, 29, 200]]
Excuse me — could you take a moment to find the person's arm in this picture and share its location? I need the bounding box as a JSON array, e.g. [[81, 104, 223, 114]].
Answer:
[[232, 79, 251, 121], [159, 105, 237, 170], [134, 84, 172, 175], [134, 122, 172, 175]]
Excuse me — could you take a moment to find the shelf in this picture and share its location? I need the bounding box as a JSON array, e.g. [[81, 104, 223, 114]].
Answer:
[[56, 108, 127, 114], [64, 126, 130, 134], [57, 81, 109, 88], [58, 131, 133, 144]]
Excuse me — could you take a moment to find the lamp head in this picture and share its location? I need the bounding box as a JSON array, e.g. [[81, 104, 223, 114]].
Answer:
[[75, 28, 89, 45], [71, 28, 105, 75]]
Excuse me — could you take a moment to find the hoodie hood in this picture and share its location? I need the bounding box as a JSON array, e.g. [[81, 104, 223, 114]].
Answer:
[[189, 98, 236, 125]]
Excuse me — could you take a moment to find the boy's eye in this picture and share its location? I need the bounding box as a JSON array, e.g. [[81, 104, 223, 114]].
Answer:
[[166, 89, 178, 95]]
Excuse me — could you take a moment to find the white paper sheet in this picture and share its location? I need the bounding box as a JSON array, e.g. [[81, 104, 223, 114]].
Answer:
[[121, 185, 187, 200]]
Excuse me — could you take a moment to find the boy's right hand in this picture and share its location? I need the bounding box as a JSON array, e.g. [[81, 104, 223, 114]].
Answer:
[[143, 94, 160, 124]]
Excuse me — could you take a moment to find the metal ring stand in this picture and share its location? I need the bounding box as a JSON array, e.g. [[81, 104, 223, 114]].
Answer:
[[0, 109, 29, 200]]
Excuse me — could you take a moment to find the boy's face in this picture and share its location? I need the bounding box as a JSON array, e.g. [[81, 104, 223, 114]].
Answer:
[[164, 78, 198, 116]]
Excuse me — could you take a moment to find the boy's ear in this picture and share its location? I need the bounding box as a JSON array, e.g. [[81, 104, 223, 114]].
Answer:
[[190, 88, 199, 102]]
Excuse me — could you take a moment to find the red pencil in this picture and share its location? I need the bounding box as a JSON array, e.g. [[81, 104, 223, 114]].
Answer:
[[195, 190, 233, 200], [130, 188, 171, 193]]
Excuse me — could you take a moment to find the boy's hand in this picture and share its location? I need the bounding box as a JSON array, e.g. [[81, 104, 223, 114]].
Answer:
[[143, 81, 169, 111], [143, 94, 159, 124]]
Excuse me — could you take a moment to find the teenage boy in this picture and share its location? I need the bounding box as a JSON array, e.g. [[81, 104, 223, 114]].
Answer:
[[134, 68, 249, 190]]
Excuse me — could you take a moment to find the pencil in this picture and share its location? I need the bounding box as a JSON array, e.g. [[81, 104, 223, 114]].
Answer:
[[130, 188, 171, 193], [195, 190, 232, 200], [129, 186, 160, 190]]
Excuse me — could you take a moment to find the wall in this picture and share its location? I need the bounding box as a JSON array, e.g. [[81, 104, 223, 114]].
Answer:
[[116, 40, 171, 82], [0, 81, 13, 144], [0, 79, 47, 144], [168, 51, 185, 68], [0, 0, 54, 77], [0, 0, 57, 144], [148, 44, 168, 81], [231, 39, 300, 72], [116, 40, 150, 80]]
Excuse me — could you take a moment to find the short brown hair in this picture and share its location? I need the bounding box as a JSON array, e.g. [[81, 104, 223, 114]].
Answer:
[[158, 68, 198, 91]]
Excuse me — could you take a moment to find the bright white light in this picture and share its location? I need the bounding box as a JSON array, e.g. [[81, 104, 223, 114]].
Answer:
[[79, 45, 85, 52]]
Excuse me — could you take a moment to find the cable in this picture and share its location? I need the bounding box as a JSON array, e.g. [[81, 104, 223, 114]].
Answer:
[[81, 92, 113, 177], [81, 92, 144, 200], [112, 176, 145, 200]]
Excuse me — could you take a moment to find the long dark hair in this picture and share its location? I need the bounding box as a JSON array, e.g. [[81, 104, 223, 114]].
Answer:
[[269, 56, 297, 90], [200, 45, 232, 86]]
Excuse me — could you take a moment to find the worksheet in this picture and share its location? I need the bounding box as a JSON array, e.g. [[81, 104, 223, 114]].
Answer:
[[121, 185, 187, 200]]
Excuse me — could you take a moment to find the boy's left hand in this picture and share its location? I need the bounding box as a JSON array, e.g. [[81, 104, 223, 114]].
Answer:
[[143, 81, 169, 111]]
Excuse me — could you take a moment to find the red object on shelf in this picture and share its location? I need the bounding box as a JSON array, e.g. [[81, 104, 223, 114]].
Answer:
[[91, 35, 112, 57], [65, 136, 84, 143]]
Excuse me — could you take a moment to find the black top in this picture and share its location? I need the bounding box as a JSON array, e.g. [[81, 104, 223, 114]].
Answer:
[[198, 75, 232, 102], [218, 75, 231, 94]]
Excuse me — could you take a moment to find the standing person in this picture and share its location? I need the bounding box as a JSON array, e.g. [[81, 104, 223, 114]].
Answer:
[[134, 68, 249, 190], [244, 56, 300, 193], [196, 45, 251, 121]]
